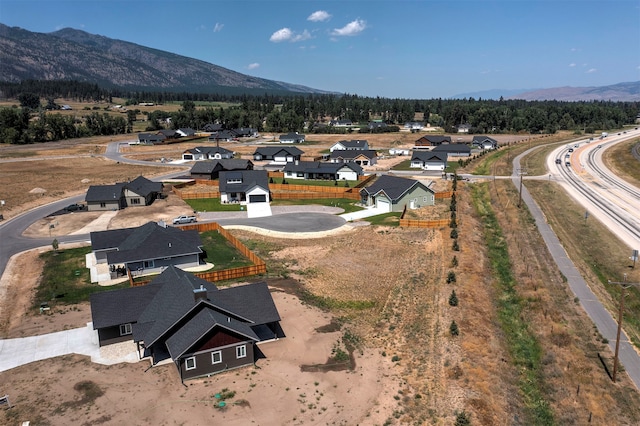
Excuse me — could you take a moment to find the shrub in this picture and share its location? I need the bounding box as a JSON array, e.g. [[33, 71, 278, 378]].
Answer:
[[450, 228, 458, 239], [450, 320, 459, 336], [452, 239, 460, 251], [454, 410, 471, 426], [451, 256, 458, 267], [449, 290, 458, 306], [446, 271, 456, 284]]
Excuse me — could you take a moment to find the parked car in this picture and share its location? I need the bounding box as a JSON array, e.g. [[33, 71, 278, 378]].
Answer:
[[173, 215, 197, 225], [555, 158, 562, 164], [65, 203, 84, 212], [568, 148, 574, 152]]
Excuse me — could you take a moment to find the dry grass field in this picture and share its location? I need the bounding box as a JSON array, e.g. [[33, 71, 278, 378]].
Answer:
[[1, 129, 639, 425]]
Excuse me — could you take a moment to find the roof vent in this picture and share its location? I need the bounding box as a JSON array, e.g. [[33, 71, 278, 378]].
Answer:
[[168, 242, 172, 248], [193, 285, 207, 303], [227, 317, 231, 323]]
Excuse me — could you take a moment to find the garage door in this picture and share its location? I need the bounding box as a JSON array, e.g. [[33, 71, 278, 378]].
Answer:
[[249, 194, 267, 203], [376, 198, 391, 212]]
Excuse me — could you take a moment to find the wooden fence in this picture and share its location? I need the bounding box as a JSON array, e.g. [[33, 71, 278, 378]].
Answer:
[[130, 222, 266, 287], [399, 204, 452, 229], [435, 190, 453, 199]]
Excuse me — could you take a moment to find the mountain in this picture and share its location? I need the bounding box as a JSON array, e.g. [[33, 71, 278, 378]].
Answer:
[[450, 88, 533, 100], [507, 81, 640, 102], [0, 24, 334, 95]]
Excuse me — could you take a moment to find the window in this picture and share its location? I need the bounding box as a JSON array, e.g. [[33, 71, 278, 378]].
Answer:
[[236, 345, 247, 359], [143, 260, 154, 269], [100, 202, 106, 208], [211, 351, 222, 364], [131, 198, 141, 205], [185, 356, 196, 370], [423, 196, 429, 203], [120, 323, 132, 336]]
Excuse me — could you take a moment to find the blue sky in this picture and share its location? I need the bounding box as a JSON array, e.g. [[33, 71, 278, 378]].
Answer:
[[1, 0, 639, 98]]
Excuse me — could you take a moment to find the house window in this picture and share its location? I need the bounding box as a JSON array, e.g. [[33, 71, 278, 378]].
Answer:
[[296, 172, 304, 177], [185, 356, 196, 370], [227, 178, 242, 184], [423, 196, 429, 203], [211, 351, 222, 364], [143, 260, 155, 268], [120, 323, 132, 336], [131, 198, 141, 205], [100, 202, 106, 208], [236, 345, 247, 359]]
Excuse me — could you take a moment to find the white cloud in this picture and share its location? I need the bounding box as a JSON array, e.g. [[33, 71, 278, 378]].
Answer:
[[213, 23, 224, 33], [270, 28, 293, 42], [269, 27, 311, 43], [247, 63, 260, 70], [586, 68, 597, 74], [569, 63, 576, 67], [308, 10, 331, 22], [331, 19, 366, 37]]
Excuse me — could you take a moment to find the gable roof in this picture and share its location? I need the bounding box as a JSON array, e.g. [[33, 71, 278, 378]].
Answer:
[[189, 159, 252, 175], [411, 151, 448, 162], [472, 135, 498, 145], [432, 144, 471, 154], [90, 283, 162, 329], [415, 135, 452, 145], [332, 139, 369, 149], [218, 170, 269, 193], [282, 161, 363, 175], [126, 176, 163, 197], [360, 174, 433, 202], [329, 150, 377, 160], [279, 132, 305, 141], [184, 146, 233, 156], [253, 146, 304, 157], [85, 182, 126, 203]]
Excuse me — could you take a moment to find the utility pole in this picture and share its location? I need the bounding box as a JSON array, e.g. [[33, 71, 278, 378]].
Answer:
[[607, 274, 640, 382], [517, 168, 527, 208]]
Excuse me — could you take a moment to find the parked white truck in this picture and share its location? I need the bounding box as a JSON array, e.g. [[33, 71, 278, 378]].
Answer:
[[173, 215, 197, 225]]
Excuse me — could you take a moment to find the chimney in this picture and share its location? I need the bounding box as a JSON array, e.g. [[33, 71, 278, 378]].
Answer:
[[193, 285, 207, 303]]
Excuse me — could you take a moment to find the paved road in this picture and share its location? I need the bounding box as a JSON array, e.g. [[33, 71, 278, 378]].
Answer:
[[513, 149, 640, 388]]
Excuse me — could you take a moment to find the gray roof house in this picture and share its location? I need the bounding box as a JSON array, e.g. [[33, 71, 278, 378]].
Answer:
[[137, 133, 166, 145], [360, 174, 435, 212], [85, 176, 162, 212], [329, 139, 369, 152], [410, 151, 448, 171], [182, 146, 235, 161], [278, 132, 305, 143], [177, 128, 196, 137], [283, 161, 363, 181], [471, 135, 498, 150], [432, 144, 472, 157], [189, 159, 254, 180], [329, 150, 377, 166], [414, 135, 452, 148], [89, 221, 203, 281], [218, 170, 270, 204], [90, 266, 283, 382], [209, 131, 237, 142], [252, 146, 304, 163]]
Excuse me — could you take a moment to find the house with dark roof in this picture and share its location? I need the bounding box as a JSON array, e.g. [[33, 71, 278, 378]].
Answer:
[[189, 159, 254, 180], [368, 121, 387, 130], [208, 131, 237, 142], [137, 133, 166, 145], [252, 146, 304, 163], [177, 128, 196, 137], [471, 135, 498, 150], [329, 150, 378, 166], [410, 151, 448, 171], [182, 146, 235, 161], [218, 170, 270, 204], [329, 139, 369, 152], [89, 221, 203, 282], [360, 175, 435, 212], [329, 119, 353, 127], [202, 123, 223, 132], [90, 266, 283, 381], [158, 129, 179, 139], [432, 144, 471, 157], [414, 135, 452, 148], [85, 176, 162, 211], [457, 123, 471, 133], [231, 128, 259, 138], [278, 132, 305, 143], [283, 161, 363, 181]]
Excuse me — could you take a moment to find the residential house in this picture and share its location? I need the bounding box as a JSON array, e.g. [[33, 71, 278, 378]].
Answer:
[[209, 131, 237, 142], [202, 123, 223, 133], [89, 221, 203, 280], [329, 119, 353, 127], [137, 133, 166, 145], [85, 176, 162, 211], [329, 139, 369, 152], [433, 144, 471, 157], [278, 132, 305, 144], [457, 123, 471, 133], [252, 146, 304, 163], [182, 146, 235, 161], [410, 151, 448, 171], [90, 266, 282, 381], [360, 174, 435, 212], [189, 159, 254, 180], [177, 128, 196, 137], [414, 135, 452, 149], [329, 150, 378, 166], [232, 128, 259, 138], [471, 136, 498, 150], [283, 161, 363, 181], [389, 148, 410, 156], [158, 129, 179, 139], [218, 170, 270, 204], [404, 122, 424, 132], [368, 121, 387, 131]]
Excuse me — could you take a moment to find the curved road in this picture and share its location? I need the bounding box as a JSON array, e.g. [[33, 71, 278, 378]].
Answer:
[[513, 132, 640, 389]]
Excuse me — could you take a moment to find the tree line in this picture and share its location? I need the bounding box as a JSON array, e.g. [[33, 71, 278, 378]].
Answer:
[[0, 80, 638, 144]]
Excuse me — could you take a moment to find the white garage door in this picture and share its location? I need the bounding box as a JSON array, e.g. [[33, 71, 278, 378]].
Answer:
[[376, 198, 391, 212]]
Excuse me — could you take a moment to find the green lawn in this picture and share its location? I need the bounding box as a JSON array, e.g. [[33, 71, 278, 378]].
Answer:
[[271, 177, 360, 187], [200, 230, 254, 270], [390, 159, 458, 173], [270, 197, 364, 214], [36, 246, 129, 307], [364, 212, 401, 226], [186, 198, 244, 212]]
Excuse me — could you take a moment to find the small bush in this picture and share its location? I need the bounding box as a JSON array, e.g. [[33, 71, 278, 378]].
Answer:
[[450, 320, 459, 336], [391, 355, 400, 362], [451, 256, 459, 267], [452, 239, 460, 251], [446, 271, 457, 284], [449, 290, 458, 306], [450, 228, 458, 239]]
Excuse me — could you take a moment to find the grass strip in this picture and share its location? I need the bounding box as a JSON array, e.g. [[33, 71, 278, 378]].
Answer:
[[471, 183, 555, 425]]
